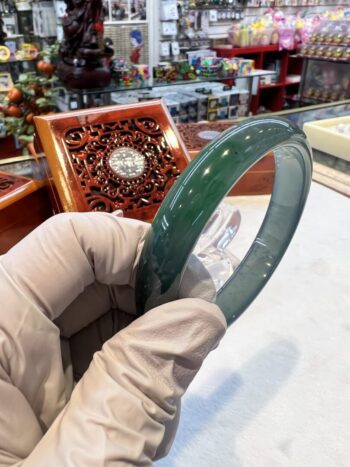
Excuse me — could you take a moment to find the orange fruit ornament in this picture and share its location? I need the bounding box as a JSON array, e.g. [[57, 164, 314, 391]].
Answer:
[[42, 62, 54, 77], [7, 87, 23, 104], [25, 112, 35, 124], [36, 60, 47, 73], [7, 105, 23, 118], [28, 83, 42, 96]]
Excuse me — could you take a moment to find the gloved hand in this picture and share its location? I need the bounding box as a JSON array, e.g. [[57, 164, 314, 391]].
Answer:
[[0, 212, 226, 466]]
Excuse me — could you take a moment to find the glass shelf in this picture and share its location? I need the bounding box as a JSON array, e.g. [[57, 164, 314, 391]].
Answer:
[[59, 70, 275, 96], [298, 55, 350, 65], [0, 59, 37, 64]]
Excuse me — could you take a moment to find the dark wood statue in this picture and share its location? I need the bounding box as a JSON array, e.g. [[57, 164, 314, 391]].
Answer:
[[0, 14, 7, 45], [57, 0, 112, 89]]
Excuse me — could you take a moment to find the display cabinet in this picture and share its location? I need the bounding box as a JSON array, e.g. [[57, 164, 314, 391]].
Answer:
[[1, 98, 349, 253], [259, 99, 350, 132], [54, 71, 273, 125], [296, 18, 350, 106], [298, 57, 350, 105], [214, 45, 303, 113]]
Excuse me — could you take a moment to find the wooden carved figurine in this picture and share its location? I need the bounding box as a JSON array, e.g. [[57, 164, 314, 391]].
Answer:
[[57, 0, 112, 89], [0, 14, 7, 45]]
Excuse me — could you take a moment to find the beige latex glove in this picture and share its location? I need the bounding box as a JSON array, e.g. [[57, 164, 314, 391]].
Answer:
[[0, 212, 226, 466]]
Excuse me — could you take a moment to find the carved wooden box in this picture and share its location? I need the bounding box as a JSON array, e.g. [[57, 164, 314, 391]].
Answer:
[[34, 100, 190, 221], [0, 171, 52, 254], [177, 121, 237, 158], [177, 121, 275, 196]]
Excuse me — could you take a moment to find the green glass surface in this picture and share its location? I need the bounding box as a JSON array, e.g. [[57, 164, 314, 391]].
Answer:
[[135, 117, 313, 325]]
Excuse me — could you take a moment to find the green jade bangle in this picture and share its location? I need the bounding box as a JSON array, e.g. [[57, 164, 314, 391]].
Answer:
[[135, 117, 313, 325]]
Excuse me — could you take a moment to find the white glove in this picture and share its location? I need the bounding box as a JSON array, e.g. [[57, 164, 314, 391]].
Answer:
[[0, 212, 226, 466]]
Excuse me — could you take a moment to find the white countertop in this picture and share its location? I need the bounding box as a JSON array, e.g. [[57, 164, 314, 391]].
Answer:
[[157, 182, 350, 467]]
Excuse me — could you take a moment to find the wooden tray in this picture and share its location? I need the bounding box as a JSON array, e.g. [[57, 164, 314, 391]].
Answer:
[[0, 171, 52, 253]]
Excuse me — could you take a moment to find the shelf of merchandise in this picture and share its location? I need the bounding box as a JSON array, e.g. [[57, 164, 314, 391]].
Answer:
[[214, 44, 303, 113], [214, 44, 280, 57], [54, 70, 273, 114], [297, 56, 350, 107], [297, 54, 350, 65], [245, 3, 349, 7], [0, 58, 38, 83]]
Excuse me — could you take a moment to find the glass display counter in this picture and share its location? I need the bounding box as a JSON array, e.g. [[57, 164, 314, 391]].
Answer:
[[298, 58, 350, 105], [177, 99, 350, 152], [2, 99, 350, 177], [0, 153, 46, 179], [176, 100, 350, 197], [53, 70, 275, 115], [0, 99, 349, 254], [248, 99, 350, 130], [264, 100, 350, 197]]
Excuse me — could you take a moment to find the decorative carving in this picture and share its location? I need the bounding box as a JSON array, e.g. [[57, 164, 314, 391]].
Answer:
[[177, 121, 237, 153], [176, 121, 275, 196], [34, 101, 190, 221], [109, 147, 145, 179], [0, 171, 32, 198], [0, 175, 15, 191], [57, 0, 112, 89], [62, 117, 182, 214]]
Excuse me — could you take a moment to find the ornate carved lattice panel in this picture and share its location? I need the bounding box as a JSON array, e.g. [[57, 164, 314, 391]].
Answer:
[[34, 101, 190, 221], [177, 121, 237, 154], [0, 175, 15, 192]]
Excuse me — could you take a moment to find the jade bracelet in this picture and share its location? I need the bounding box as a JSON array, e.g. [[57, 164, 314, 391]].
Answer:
[[135, 117, 313, 325]]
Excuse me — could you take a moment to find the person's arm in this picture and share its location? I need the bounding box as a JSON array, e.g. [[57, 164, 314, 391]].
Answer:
[[24, 298, 225, 466], [0, 213, 226, 466]]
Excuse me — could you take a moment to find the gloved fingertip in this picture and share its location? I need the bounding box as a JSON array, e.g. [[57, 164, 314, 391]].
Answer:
[[172, 296, 227, 331]]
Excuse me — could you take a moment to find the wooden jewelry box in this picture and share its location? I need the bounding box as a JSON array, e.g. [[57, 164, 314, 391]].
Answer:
[[34, 100, 190, 222], [0, 171, 52, 253]]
